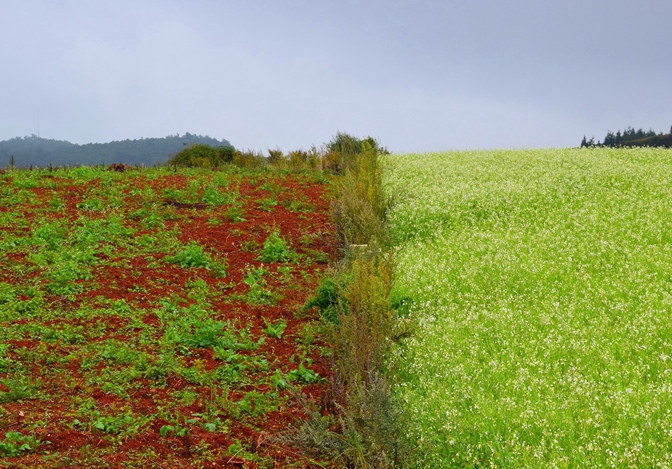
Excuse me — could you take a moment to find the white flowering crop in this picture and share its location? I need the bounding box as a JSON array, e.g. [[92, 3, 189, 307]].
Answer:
[[387, 147, 672, 468]]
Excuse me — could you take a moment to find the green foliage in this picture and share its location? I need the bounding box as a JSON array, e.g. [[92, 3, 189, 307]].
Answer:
[[323, 132, 387, 174], [159, 424, 190, 438], [201, 183, 238, 205], [166, 242, 211, 268], [302, 269, 350, 324], [74, 406, 152, 439], [0, 431, 43, 457], [258, 229, 291, 262], [287, 355, 321, 384], [0, 375, 42, 403], [388, 148, 672, 467], [283, 133, 408, 468], [166, 143, 235, 168], [332, 141, 392, 248], [230, 390, 280, 418], [166, 242, 227, 276], [232, 149, 266, 169], [263, 318, 287, 339], [256, 197, 278, 212], [223, 203, 246, 222], [164, 318, 262, 352], [243, 266, 276, 305], [183, 320, 227, 348]]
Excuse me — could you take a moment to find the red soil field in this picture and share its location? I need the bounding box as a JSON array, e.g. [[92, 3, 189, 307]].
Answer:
[[0, 168, 337, 467]]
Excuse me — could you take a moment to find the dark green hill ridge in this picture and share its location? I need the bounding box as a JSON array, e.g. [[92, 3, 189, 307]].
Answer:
[[0, 133, 233, 168]]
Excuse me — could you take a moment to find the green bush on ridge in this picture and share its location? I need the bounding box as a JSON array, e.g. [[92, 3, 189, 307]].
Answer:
[[166, 143, 235, 168]]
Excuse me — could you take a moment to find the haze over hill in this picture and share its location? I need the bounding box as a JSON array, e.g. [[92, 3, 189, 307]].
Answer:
[[0, 133, 233, 168]]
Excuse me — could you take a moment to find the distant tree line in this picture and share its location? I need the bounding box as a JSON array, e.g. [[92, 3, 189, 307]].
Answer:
[[581, 126, 672, 148], [0, 133, 233, 168]]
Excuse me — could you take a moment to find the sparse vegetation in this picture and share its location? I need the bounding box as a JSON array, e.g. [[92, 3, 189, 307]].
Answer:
[[281, 134, 409, 468], [0, 163, 335, 467]]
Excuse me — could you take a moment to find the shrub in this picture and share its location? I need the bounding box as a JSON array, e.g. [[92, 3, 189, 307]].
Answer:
[[267, 148, 287, 167], [332, 141, 392, 248], [232, 150, 266, 169], [280, 133, 409, 468], [301, 264, 351, 324], [167, 143, 235, 168], [323, 132, 387, 174]]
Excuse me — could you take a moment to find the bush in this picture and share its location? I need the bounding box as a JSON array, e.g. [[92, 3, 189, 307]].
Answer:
[[167, 143, 235, 168], [267, 148, 286, 166], [232, 149, 266, 169], [301, 264, 352, 324], [281, 252, 409, 468], [323, 132, 387, 174], [332, 141, 392, 248], [279, 133, 410, 468]]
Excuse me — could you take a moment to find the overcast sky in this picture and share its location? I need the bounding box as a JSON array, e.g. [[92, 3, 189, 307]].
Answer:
[[1, 0, 670, 153]]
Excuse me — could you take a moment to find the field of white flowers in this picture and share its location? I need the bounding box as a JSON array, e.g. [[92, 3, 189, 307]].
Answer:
[[387, 148, 672, 468]]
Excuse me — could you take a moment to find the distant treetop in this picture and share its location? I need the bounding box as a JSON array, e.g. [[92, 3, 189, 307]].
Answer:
[[581, 126, 672, 148]]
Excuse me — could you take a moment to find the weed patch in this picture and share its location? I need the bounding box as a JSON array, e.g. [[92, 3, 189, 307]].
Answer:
[[280, 135, 409, 468]]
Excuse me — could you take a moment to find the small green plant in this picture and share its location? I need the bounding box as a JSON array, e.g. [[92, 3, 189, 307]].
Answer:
[[276, 265, 294, 284], [0, 344, 12, 372], [263, 318, 287, 339], [302, 269, 350, 324], [174, 319, 227, 349], [303, 248, 330, 264], [76, 196, 105, 211], [271, 369, 289, 390], [281, 195, 315, 213], [49, 194, 64, 209], [166, 242, 211, 268], [287, 354, 321, 384], [0, 375, 42, 403], [232, 390, 279, 418], [224, 203, 246, 222], [160, 424, 188, 438], [256, 197, 278, 212], [166, 242, 227, 276], [0, 431, 43, 457], [240, 239, 260, 252], [202, 184, 237, 206], [243, 266, 276, 305], [259, 229, 291, 262], [159, 415, 195, 438]]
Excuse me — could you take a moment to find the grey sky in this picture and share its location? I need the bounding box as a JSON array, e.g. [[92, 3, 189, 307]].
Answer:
[[1, 1, 670, 153]]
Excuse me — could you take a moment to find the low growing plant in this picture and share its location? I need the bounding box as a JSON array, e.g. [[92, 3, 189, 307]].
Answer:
[[258, 229, 291, 263], [263, 318, 287, 339], [0, 431, 44, 457]]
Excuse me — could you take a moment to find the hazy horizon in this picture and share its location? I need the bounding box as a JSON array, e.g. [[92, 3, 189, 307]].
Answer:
[[2, 1, 670, 153]]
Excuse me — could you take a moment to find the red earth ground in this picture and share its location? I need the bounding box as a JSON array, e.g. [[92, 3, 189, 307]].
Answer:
[[0, 168, 338, 468]]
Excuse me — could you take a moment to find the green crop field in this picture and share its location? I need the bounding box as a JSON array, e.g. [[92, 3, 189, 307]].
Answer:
[[387, 148, 672, 468]]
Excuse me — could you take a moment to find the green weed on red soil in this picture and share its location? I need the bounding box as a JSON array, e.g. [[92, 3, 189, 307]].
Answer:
[[0, 166, 336, 468]]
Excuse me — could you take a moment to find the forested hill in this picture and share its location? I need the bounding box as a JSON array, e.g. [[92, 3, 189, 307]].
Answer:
[[0, 133, 233, 168]]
